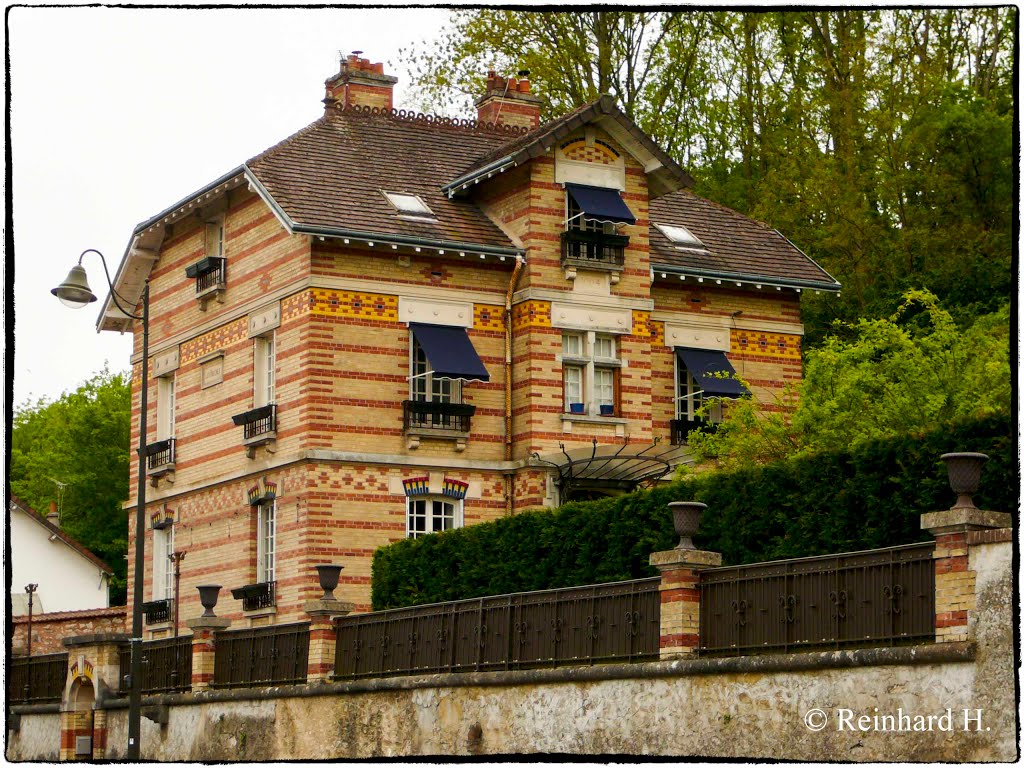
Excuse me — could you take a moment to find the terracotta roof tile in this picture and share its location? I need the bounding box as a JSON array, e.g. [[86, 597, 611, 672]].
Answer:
[[247, 108, 520, 250], [649, 190, 840, 289]]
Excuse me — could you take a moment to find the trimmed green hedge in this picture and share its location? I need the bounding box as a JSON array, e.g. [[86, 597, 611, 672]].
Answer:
[[371, 414, 1015, 609]]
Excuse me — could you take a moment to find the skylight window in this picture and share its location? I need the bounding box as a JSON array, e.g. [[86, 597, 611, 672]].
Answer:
[[384, 192, 435, 219], [655, 223, 706, 250]]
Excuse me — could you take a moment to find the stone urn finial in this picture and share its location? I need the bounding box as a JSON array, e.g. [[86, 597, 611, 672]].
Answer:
[[196, 585, 222, 618], [668, 501, 707, 550], [315, 564, 344, 601], [940, 452, 989, 511]]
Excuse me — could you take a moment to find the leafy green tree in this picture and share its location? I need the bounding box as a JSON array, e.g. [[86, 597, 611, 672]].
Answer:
[[9, 367, 130, 604], [689, 291, 1011, 468], [403, 9, 1014, 341]]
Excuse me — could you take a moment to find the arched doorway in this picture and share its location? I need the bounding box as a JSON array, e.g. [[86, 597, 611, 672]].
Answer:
[[61, 678, 95, 761]]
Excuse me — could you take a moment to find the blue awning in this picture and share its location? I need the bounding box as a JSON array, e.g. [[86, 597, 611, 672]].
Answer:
[[675, 348, 748, 398], [411, 323, 490, 382], [565, 183, 636, 225]]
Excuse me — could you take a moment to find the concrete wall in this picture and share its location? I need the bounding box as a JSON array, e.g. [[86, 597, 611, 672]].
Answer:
[[9, 506, 110, 615], [7, 535, 1014, 762], [11, 641, 1010, 762]]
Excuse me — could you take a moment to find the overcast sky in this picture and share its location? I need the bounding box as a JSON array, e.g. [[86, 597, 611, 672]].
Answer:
[[7, 6, 456, 408]]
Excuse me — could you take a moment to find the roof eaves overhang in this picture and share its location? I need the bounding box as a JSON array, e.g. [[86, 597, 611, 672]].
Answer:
[[97, 166, 250, 333], [652, 263, 842, 293], [293, 222, 524, 259], [445, 96, 695, 200]]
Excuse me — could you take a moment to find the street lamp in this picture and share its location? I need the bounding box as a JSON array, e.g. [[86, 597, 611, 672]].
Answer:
[[52, 248, 148, 761]]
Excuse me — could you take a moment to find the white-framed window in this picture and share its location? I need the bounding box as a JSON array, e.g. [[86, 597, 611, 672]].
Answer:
[[156, 375, 176, 440], [655, 222, 707, 251], [406, 497, 461, 539], [675, 360, 723, 423], [205, 217, 225, 259], [254, 333, 276, 407], [256, 500, 276, 584], [383, 192, 436, 220], [410, 334, 460, 404], [562, 332, 619, 415], [152, 525, 174, 601]]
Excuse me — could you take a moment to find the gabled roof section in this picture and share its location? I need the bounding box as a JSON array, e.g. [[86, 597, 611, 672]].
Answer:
[[246, 106, 524, 254], [444, 95, 695, 199], [10, 496, 113, 574], [649, 190, 841, 292]]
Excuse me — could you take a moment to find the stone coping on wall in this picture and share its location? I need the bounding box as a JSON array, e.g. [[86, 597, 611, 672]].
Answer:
[[11, 606, 127, 624], [64, 641, 974, 712]]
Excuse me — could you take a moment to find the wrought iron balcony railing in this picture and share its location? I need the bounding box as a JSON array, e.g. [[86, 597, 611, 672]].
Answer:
[[231, 581, 276, 612], [402, 400, 475, 433], [184, 256, 226, 294], [232, 404, 277, 441], [560, 230, 628, 268], [141, 599, 171, 625], [670, 418, 719, 446], [145, 438, 176, 472]]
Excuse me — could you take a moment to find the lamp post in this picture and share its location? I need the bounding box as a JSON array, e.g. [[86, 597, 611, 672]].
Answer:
[[24, 583, 38, 657], [169, 551, 186, 638], [52, 249, 148, 761]]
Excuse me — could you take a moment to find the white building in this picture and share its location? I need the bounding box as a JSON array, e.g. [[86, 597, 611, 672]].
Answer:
[[8, 497, 112, 615]]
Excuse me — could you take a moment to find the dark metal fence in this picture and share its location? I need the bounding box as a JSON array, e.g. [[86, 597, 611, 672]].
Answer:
[[118, 636, 192, 695], [231, 581, 276, 612], [7, 653, 68, 704], [669, 418, 718, 445], [699, 543, 935, 656], [145, 438, 176, 470], [334, 578, 660, 680], [195, 257, 227, 293], [232, 404, 277, 440], [560, 230, 628, 266], [142, 599, 171, 625], [403, 400, 475, 432], [212, 622, 309, 689]]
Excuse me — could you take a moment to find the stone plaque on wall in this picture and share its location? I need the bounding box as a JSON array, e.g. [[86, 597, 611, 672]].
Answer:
[[200, 353, 224, 388]]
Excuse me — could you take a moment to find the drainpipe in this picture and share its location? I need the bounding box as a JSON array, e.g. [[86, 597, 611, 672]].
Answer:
[[504, 254, 526, 515]]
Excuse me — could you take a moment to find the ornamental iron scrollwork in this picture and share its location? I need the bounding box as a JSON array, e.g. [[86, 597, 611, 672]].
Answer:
[[883, 584, 904, 615], [829, 590, 848, 620], [731, 599, 748, 628], [625, 611, 642, 637], [587, 615, 601, 640], [779, 594, 797, 624]]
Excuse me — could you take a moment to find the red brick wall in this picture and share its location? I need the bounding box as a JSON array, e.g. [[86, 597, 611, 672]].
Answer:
[[12, 607, 127, 656]]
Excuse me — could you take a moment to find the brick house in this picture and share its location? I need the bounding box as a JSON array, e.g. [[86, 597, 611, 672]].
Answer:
[[96, 55, 839, 633]]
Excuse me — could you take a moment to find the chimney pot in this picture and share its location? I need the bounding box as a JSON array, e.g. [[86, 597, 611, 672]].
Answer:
[[47, 502, 59, 528], [475, 69, 542, 130]]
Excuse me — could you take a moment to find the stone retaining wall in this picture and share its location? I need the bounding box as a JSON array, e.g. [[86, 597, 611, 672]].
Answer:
[[11, 607, 126, 656]]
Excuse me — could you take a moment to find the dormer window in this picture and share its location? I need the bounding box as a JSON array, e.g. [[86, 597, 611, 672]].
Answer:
[[655, 223, 709, 253], [384, 192, 436, 221]]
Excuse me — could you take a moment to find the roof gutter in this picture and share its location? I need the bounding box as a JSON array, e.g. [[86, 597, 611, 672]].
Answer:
[[442, 155, 517, 197], [291, 222, 524, 259], [652, 264, 842, 293]]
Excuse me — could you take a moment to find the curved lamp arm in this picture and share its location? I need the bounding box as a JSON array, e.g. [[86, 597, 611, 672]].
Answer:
[[76, 248, 144, 321]]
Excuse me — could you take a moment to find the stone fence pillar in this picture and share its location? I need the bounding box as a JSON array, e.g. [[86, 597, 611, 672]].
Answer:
[[305, 599, 355, 683], [60, 633, 128, 760], [649, 502, 721, 659], [186, 616, 231, 691], [922, 452, 1012, 643], [922, 508, 1011, 642]]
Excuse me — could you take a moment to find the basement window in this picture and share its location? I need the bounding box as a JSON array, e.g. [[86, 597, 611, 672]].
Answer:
[[384, 192, 436, 221], [655, 223, 709, 252]]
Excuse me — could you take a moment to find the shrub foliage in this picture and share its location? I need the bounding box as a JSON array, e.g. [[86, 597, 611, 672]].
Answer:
[[371, 414, 1015, 609]]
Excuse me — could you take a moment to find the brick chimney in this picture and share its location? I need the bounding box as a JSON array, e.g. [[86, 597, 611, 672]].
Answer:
[[324, 53, 398, 111], [475, 71, 542, 130], [47, 501, 59, 528]]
